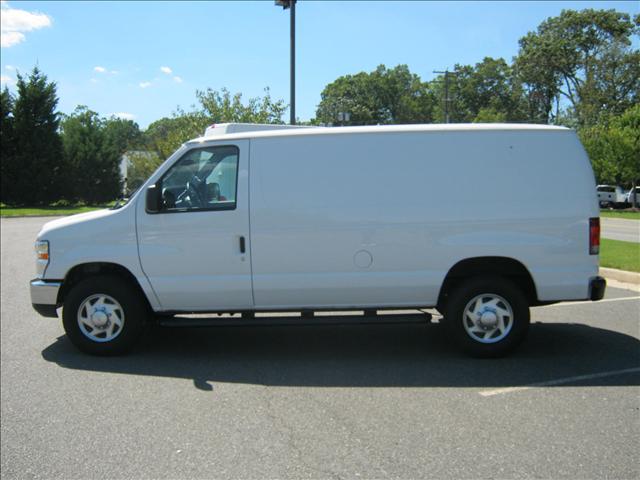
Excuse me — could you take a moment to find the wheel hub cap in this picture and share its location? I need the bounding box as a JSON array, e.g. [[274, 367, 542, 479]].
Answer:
[[77, 294, 125, 343], [462, 293, 514, 344], [478, 309, 498, 329], [90, 308, 109, 328]]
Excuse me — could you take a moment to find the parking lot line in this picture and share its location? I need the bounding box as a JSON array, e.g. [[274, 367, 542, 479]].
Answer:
[[479, 367, 640, 397], [541, 296, 640, 308]]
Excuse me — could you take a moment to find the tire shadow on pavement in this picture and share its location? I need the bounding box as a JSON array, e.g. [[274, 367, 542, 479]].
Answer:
[[41, 321, 640, 391]]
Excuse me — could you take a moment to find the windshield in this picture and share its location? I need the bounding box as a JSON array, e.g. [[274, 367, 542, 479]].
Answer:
[[110, 185, 142, 210]]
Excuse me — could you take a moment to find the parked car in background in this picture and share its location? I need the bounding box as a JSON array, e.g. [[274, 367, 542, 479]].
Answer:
[[626, 186, 640, 207], [596, 185, 628, 208]]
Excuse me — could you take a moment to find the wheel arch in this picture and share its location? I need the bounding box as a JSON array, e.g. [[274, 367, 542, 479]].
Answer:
[[57, 262, 153, 311], [437, 256, 539, 310]]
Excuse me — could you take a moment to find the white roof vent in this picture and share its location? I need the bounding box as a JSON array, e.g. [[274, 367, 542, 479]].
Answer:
[[203, 123, 311, 138]]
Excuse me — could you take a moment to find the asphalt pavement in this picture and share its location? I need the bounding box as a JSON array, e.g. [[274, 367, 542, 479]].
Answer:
[[1, 217, 639, 479], [602, 217, 640, 243]]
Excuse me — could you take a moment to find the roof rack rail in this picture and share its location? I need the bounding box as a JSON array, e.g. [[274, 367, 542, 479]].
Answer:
[[203, 123, 311, 138]]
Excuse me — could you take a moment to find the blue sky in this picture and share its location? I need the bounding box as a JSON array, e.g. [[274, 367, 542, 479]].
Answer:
[[1, 0, 638, 128]]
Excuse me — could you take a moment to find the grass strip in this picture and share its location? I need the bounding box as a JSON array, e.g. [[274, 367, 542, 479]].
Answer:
[[600, 210, 640, 220], [0, 205, 107, 217], [600, 238, 640, 273]]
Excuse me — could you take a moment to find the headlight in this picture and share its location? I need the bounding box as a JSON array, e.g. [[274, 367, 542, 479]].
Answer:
[[35, 240, 49, 261], [35, 240, 49, 277]]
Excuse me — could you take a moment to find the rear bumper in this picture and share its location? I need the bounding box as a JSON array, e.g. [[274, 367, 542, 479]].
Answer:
[[589, 276, 606, 301], [30, 279, 62, 318]]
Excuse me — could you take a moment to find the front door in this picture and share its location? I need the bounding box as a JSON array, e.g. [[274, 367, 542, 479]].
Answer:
[[137, 140, 252, 311]]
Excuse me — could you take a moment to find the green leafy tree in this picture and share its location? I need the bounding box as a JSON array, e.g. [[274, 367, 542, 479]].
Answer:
[[0, 88, 16, 203], [197, 87, 286, 124], [7, 67, 64, 205], [316, 64, 436, 125], [60, 106, 122, 203], [516, 9, 639, 126], [431, 57, 528, 123], [144, 88, 286, 160], [580, 123, 617, 183], [472, 108, 508, 123], [144, 111, 208, 161], [610, 105, 640, 207], [103, 117, 143, 157], [580, 105, 640, 206]]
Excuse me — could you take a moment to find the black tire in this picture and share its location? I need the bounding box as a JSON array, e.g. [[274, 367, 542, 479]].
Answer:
[[443, 275, 529, 357], [62, 275, 148, 355]]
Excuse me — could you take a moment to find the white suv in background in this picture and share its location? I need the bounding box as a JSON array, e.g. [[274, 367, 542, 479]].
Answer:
[[596, 185, 628, 208]]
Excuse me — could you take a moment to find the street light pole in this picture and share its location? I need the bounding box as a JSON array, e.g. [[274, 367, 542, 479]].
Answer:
[[290, 0, 295, 125], [275, 0, 296, 125]]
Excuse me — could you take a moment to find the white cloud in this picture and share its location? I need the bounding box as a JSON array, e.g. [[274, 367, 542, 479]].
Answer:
[[90, 78, 98, 84], [0, 74, 15, 85], [173, 76, 183, 83], [1, 1, 52, 48], [110, 70, 118, 75], [5, 64, 15, 70], [112, 112, 136, 121], [1, 31, 23, 47], [94, 66, 106, 73], [139, 81, 151, 88], [160, 66, 172, 74]]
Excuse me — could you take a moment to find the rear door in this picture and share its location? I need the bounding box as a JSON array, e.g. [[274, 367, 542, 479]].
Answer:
[[136, 140, 253, 311]]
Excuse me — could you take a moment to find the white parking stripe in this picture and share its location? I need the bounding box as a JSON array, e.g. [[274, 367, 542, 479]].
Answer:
[[541, 296, 640, 308], [479, 367, 640, 397]]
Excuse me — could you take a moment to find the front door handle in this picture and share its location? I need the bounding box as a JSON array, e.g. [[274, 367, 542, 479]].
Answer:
[[239, 236, 246, 254]]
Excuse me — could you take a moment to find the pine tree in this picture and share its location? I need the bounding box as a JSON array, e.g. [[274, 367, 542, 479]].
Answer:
[[0, 87, 16, 203], [11, 67, 64, 205], [61, 107, 123, 203]]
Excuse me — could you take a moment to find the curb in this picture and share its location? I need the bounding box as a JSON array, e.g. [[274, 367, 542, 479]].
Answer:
[[600, 267, 640, 285]]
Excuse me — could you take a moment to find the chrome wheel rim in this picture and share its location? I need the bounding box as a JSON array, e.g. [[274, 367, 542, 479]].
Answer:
[[463, 293, 513, 344], [77, 294, 125, 343]]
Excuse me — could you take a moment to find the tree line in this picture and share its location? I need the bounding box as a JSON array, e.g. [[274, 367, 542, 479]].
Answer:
[[316, 9, 639, 127], [0, 72, 286, 205], [1, 68, 143, 205], [1, 8, 638, 206]]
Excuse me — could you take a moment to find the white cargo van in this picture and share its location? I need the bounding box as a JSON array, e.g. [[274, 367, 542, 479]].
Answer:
[[31, 123, 605, 357]]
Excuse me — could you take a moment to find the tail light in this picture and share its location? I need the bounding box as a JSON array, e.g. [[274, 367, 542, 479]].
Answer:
[[589, 217, 600, 255]]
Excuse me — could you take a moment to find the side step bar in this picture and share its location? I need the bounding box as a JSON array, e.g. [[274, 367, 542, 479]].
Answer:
[[158, 312, 433, 328]]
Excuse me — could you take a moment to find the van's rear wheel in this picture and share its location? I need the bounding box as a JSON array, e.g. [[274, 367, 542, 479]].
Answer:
[[444, 276, 529, 357], [62, 275, 148, 355]]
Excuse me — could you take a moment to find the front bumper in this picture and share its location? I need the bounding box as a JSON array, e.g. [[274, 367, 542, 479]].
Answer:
[[30, 279, 62, 318], [589, 276, 606, 301]]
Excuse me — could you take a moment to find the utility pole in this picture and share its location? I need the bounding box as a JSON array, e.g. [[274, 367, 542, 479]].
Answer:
[[433, 69, 459, 123], [275, 1, 296, 124]]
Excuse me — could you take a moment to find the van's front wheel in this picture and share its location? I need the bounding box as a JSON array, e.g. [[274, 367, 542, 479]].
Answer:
[[62, 275, 148, 355], [444, 276, 529, 357]]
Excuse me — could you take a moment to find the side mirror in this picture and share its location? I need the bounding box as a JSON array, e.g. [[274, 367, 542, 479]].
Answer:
[[145, 184, 161, 213]]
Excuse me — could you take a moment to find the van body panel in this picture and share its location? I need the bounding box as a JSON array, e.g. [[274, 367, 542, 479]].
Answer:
[[249, 130, 597, 307], [135, 139, 253, 311], [35, 203, 162, 310]]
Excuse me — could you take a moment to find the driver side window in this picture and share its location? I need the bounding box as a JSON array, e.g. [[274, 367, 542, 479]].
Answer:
[[160, 145, 239, 212]]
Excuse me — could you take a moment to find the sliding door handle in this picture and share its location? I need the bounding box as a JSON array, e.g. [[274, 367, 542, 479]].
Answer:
[[239, 236, 246, 254]]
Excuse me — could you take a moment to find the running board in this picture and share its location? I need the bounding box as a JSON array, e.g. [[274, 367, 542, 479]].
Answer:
[[157, 312, 432, 328]]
